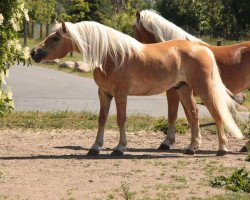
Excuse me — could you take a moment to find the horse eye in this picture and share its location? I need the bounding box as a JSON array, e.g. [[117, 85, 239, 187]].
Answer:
[[53, 37, 60, 41]]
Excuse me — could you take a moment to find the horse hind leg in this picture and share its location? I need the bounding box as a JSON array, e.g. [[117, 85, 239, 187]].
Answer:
[[175, 83, 202, 155], [87, 89, 113, 156], [197, 85, 229, 156]]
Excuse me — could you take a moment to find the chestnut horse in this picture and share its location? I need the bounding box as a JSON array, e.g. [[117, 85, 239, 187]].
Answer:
[[31, 21, 243, 156], [134, 10, 250, 152]]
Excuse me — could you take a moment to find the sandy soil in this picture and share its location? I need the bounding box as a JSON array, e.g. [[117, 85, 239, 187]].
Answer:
[[0, 129, 249, 200]]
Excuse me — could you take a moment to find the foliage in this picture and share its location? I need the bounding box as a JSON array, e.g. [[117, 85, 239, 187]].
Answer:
[[247, 140, 250, 162], [156, 0, 250, 39], [25, 0, 56, 23], [210, 168, 250, 193], [0, 0, 30, 116], [55, 0, 89, 23], [103, 0, 154, 35], [85, 0, 102, 22]]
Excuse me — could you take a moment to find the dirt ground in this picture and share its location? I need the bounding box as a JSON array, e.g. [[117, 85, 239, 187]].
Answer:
[[0, 129, 249, 200]]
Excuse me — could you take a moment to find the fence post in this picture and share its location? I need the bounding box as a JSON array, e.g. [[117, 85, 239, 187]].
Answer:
[[23, 20, 28, 46], [217, 40, 221, 46], [31, 21, 34, 38], [46, 23, 49, 37], [40, 22, 43, 39]]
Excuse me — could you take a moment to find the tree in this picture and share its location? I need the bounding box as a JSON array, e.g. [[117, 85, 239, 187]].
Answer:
[[103, 0, 154, 35], [156, 0, 250, 39], [0, 0, 30, 116], [55, 0, 89, 22], [85, 0, 102, 22], [25, 0, 56, 23]]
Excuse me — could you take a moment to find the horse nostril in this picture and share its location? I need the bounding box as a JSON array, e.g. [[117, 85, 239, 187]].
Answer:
[[30, 48, 36, 57]]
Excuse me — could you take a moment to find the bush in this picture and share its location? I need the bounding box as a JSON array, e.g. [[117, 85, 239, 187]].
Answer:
[[0, 0, 30, 116], [210, 168, 250, 193]]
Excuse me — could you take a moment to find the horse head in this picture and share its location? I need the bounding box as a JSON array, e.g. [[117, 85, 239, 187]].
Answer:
[[30, 22, 75, 63]]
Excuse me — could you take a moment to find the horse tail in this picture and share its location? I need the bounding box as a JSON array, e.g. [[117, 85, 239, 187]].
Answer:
[[206, 49, 243, 139]]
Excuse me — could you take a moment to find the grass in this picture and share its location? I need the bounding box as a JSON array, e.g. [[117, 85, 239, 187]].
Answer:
[[1, 111, 250, 137], [243, 90, 250, 108], [120, 181, 136, 200], [0, 111, 189, 133], [203, 161, 236, 177], [153, 117, 189, 134], [188, 193, 250, 200]]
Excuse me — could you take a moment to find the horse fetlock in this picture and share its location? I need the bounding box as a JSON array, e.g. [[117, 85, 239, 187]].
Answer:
[[216, 149, 228, 156], [87, 148, 100, 156], [218, 145, 228, 152], [114, 145, 127, 152], [184, 144, 200, 155], [111, 149, 124, 156], [158, 143, 170, 150], [164, 137, 175, 145], [184, 148, 195, 155], [111, 145, 127, 156], [188, 144, 200, 151]]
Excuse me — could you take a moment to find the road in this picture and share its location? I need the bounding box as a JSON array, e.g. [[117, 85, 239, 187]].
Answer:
[[6, 65, 248, 119]]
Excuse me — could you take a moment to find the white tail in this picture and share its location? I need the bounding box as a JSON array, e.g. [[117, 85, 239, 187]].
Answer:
[[207, 49, 243, 139]]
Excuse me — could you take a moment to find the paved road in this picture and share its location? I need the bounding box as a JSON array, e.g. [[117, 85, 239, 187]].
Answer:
[[6, 65, 248, 119]]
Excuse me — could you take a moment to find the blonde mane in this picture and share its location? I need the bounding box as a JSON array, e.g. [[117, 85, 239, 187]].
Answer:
[[56, 21, 144, 70], [136, 10, 206, 44]]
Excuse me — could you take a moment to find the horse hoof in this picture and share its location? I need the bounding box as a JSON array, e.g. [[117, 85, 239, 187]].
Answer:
[[158, 144, 170, 150], [111, 150, 123, 156], [87, 149, 100, 156], [184, 149, 194, 155], [240, 146, 247, 152], [216, 150, 227, 156]]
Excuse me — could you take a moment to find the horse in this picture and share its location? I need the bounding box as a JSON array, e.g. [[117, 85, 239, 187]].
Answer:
[[30, 21, 243, 156], [134, 10, 250, 153]]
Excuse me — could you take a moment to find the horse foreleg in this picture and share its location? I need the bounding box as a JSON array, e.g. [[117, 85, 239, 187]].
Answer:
[[111, 94, 128, 156], [159, 88, 179, 150], [176, 83, 201, 155], [87, 89, 113, 156]]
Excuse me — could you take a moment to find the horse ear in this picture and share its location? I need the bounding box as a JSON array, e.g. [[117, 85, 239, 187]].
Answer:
[[61, 21, 67, 33], [136, 11, 140, 22], [53, 19, 59, 24]]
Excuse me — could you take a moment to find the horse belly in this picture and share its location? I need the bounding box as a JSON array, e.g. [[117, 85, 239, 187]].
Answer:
[[128, 79, 173, 96]]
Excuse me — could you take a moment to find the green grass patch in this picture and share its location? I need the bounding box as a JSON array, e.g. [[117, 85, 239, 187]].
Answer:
[[243, 90, 250, 109], [210, 168, 250, 193], [188, 193, 250, 200], [120, 181, 136, 200], [0, 111, 189, 133], [153, 117, 189, 134]]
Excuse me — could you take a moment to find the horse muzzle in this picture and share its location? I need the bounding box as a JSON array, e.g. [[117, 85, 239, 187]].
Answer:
[[30, 48, 48, 63]]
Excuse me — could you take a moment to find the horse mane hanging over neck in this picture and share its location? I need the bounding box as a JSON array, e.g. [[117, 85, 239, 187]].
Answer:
[[137, 10, 206, 44], [55, 21, 144, 70]]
